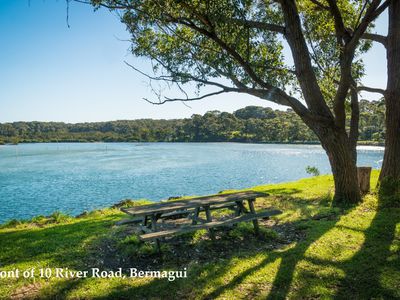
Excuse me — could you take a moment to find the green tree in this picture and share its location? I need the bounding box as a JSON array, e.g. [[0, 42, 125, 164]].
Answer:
[[88, 0, 389, 204], [0, 104, 385, 144]]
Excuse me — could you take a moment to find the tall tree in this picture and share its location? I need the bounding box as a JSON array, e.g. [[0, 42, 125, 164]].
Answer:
[[87, 0, 388, 204], [350, 1, 400, 200], [378, 1, 400, 200]]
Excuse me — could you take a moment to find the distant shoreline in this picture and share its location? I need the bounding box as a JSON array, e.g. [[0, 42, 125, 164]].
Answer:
[[0, 140, 385, 146]]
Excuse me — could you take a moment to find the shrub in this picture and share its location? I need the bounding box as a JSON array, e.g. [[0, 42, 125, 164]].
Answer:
[[49, 211, 72, 223], [1, 219, 22, 228], [306, 166, 320, 176]]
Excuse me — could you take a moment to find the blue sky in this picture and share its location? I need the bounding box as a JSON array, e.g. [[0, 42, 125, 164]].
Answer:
[[0, 0, 388, 123]]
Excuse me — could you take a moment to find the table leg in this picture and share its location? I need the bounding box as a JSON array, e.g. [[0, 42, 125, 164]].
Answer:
[[236, 200, 248, 215], [235, 201, 242, 216], [151, 214, 161, 253], [192, 207, 200, 225], [248, 198, 259, 235], [204, 205, 215, 240]]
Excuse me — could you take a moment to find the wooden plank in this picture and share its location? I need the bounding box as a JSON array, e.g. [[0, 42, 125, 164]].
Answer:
[[139, 209, 282, 241], [201, 203, 237, 211], [161, 209, 192, 219], [122, 191, 268, 217], [115, 217, 143, 226]]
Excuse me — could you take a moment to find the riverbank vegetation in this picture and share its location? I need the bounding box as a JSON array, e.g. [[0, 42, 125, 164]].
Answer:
[[0, 101, 384, 145], [1, 171, 399, 299]]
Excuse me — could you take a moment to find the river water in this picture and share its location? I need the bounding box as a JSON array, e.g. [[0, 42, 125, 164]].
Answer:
[[0, 143, 384, 223]]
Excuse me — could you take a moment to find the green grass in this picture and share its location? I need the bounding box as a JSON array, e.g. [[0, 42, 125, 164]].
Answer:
[[0, 170, 399, 299]]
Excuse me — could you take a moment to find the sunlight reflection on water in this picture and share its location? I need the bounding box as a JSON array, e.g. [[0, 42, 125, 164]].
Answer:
[[0, 143, 384, 222]]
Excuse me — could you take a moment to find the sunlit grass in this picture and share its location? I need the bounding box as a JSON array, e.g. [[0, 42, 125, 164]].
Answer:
[[0, 170, 399, 299]]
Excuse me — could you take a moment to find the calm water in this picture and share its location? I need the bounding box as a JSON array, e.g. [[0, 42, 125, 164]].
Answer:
[[0, 143, 384, 223]]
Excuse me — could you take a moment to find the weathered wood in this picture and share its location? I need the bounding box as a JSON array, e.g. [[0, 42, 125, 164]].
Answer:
[[151, 214, 158, 230], [150, 214, 161, 252], [193, 217, 207, 224], [122, 191, 268, 217], [192, 207, 200, 225], [139, 209, 282, 241], [204, 205, 215, 240], [201, 202, 237, 211], [247, 198, 259, 235], [357, 166, 372, 194], [235, 200, 248, 216], [115, 217, 143, 226], [161, 209, 191, 219]]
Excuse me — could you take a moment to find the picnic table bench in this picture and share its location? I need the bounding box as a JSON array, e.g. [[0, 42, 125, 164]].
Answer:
[[121, 191, 282, 247]]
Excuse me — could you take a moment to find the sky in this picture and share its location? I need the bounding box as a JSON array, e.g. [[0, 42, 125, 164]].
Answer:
[[0, 0, 388, 123]]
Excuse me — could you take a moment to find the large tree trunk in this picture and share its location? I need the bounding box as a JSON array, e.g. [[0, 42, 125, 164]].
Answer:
[[319, 127, 361, 205], [278, 0, 361, 205], [380, 100, 400, 181], [379, 1, 400, 191]]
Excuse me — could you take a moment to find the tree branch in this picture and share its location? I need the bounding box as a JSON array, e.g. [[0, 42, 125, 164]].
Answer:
[[326, 0, 351, 44], [361, 32, 388, 47], [349, 78, 359, 163], [144, 90, 228, 105], [357, 85, 386, 95], [125, 58, 312, 119], [218, 18, 286, 34], [348, 0, 390, 51], [330, 0, 389, 129], [309, 0, 330, 10], [279, 0, 333, 121]]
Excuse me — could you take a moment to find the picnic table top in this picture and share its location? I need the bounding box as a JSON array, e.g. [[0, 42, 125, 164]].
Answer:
[[122, 191, 268, 217]]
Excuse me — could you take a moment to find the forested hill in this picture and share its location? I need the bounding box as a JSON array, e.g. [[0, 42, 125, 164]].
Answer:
[[0, 100, 384, 144]]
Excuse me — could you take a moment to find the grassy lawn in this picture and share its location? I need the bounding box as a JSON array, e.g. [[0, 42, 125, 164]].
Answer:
[[0, 170, 399, 299]]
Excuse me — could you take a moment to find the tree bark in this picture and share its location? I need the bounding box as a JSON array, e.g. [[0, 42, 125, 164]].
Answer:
[[379, 0, 400, 186], [319, 128, 361, 205]]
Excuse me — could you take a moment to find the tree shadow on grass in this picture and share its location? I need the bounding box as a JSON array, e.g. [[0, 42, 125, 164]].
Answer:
[[332, 202, 400, 299], [200, 218, 338, 300], [80, 216, 340, 299], [0, 216, 118, 269], [275, 198, 400, 299], [37, 277, 89, 300]]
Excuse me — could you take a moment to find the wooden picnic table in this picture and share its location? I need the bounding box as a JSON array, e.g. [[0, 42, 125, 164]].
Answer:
[[122, 191, 266, 217], [121, 191, 281, 247]]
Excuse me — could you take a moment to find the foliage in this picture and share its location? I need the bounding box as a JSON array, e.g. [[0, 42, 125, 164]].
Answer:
[[0, 102, 385, 144], [305, 165, 320, 176]]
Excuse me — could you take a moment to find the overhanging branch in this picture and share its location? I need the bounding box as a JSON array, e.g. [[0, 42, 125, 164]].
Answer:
[[361, 32, 388, 47], [357, 85, 386, 95], [143, 90, 229, 105]]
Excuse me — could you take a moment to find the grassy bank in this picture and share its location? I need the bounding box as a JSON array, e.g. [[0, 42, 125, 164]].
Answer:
[[1, 171, 399, 299]]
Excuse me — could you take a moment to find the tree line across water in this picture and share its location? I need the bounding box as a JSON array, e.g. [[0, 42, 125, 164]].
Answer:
[[0, 100, 384, 145]]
